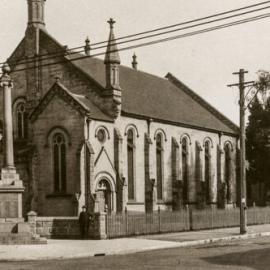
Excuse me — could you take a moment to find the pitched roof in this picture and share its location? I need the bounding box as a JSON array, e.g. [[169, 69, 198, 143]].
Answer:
[[69, 55, 238, 135], [30, 81, 113, 122], [12, 29, 238, 135]]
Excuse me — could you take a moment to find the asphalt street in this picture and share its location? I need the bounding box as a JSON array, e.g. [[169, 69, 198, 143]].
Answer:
[[1, 236, 270, 270]]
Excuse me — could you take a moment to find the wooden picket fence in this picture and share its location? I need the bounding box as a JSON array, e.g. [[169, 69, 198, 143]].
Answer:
[[106, 207, 270, 239], [106, 209, 189, 238]]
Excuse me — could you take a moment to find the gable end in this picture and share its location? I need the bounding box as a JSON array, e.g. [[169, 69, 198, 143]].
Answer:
[[165, 72, 239, 134]]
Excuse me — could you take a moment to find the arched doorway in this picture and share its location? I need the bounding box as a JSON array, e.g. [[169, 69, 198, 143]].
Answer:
[[96, 179, 112, 213]]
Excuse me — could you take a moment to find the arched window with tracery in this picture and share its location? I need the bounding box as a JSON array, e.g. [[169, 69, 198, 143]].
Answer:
[[182, 137, 189, 203], [204, 141, 211, 203], [16, 102, 28, 139], [156, 133, 163, 200], [53, 133, 66, 193], [127, 129, 135, 200]]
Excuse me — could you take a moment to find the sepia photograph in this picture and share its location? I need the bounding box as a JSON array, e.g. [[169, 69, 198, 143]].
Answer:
[[0, 0, 269, 269]]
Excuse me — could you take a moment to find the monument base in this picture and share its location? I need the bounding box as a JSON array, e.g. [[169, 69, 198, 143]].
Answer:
[[0, 168, 24, 218], [0, 168, 47, 244]]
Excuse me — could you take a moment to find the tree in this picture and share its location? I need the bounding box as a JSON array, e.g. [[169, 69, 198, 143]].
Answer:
[[246, 71, 270, 205]]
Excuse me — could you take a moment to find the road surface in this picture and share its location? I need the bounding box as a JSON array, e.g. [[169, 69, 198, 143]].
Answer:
[[1, 236, 270, 269]]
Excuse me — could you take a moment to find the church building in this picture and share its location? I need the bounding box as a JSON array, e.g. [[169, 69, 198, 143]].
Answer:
[[0, 0, 239, 216]]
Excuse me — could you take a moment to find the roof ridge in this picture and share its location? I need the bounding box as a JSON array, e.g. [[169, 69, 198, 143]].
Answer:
[[71, 93, 86, 98], [166, 72, 239, 134], [68, 50, 169, 83]]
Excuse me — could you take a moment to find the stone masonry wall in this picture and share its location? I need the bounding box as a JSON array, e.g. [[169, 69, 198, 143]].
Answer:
[[89, 117, 238, 212], [32, 96, 85, 216]]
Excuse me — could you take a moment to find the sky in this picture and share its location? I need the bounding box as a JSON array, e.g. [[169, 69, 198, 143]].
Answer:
[[1, 0, 270, 125]]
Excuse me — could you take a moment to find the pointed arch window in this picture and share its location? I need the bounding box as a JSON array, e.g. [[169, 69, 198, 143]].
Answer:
[[224, 143, 232, 202], [16, 102, 28, 139], [127, 129, 135, 200], [156, 133, 163, 200], [204, 141, 211, 203], [53, 133, 66, 193], [182, 138, 189, 202]]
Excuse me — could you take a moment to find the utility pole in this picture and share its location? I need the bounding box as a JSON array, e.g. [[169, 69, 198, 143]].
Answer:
[[233, 68, 248, 234]]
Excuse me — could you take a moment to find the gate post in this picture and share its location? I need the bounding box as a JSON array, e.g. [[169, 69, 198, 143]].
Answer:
[[92, 212, 107, 239], [27, 211, 37, 235]]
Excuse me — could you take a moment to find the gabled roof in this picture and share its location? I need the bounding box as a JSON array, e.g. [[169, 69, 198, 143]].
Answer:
[[30, 81, 113, 123], [12, 29, 238, 135], [7, 37, 26, 69], [70, 55, 239, 135]]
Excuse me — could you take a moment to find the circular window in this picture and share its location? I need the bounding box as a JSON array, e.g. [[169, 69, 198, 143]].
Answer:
[[97, 129, 106, 143]]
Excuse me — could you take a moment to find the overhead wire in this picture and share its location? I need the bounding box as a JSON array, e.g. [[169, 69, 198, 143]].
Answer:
[[2, 0, 270, 67], [5, 4, 270, 69], [3, 11, 270, 76]]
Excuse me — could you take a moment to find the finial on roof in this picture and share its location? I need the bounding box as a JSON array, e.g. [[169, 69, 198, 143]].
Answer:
[[104, 18, 120, 64], [55, 75, 61, 83], [63, 45, 69, 56], [2, 63, 11, 75], [84, 36, 91, 56], [132, 53, 138, 70], [107, 18, 116, 29]]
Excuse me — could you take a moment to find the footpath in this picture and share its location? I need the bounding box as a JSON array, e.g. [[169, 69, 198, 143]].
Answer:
[[1, 224, 270, 261]]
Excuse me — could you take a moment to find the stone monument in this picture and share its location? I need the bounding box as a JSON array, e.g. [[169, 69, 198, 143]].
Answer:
[[0, 64, 46, 244], [0, 63, 24, 219]]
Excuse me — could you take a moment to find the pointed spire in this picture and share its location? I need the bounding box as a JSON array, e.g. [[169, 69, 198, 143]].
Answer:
[[84, 37, 91, 56], [104, 18, 120, 64], [132, 53, 138, 70]]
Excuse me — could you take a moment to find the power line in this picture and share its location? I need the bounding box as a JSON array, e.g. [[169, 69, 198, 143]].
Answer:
[[4, 11, 270, 76], [7, 4, 270, 70], [92, 5, 270, 51], [4, 0, 270, 67]]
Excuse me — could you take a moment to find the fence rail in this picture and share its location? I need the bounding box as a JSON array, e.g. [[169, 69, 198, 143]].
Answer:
[[106, 209, 189, 238], [106, 207, 270, 239]]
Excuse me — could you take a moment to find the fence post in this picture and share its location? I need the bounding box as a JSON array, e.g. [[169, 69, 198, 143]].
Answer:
[[27, 211, 37, 235], [185, 205, 189, 231], [93, 212, 107, 239], [125, 207, 128, 236], [252, 202, 256, 225], [189, 206, 193, 231], [211, 206, 214, 229], [158, 206, 161, 233]]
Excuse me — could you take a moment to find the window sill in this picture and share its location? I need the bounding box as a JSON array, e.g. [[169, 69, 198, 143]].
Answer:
[[157, 200, 165, 204], [127, 201, 144, 205], [157, 200, 173, 206], [46, 193, 73, 198]]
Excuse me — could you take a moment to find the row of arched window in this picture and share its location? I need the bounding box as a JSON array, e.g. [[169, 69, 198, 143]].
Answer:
[[125, 128, 233, 204], [126, 130, 166, 201], [13, 103, 233, 201]]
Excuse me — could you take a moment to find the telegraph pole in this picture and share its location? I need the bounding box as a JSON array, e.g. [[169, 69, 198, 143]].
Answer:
[[232, 69, 248, 234]]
